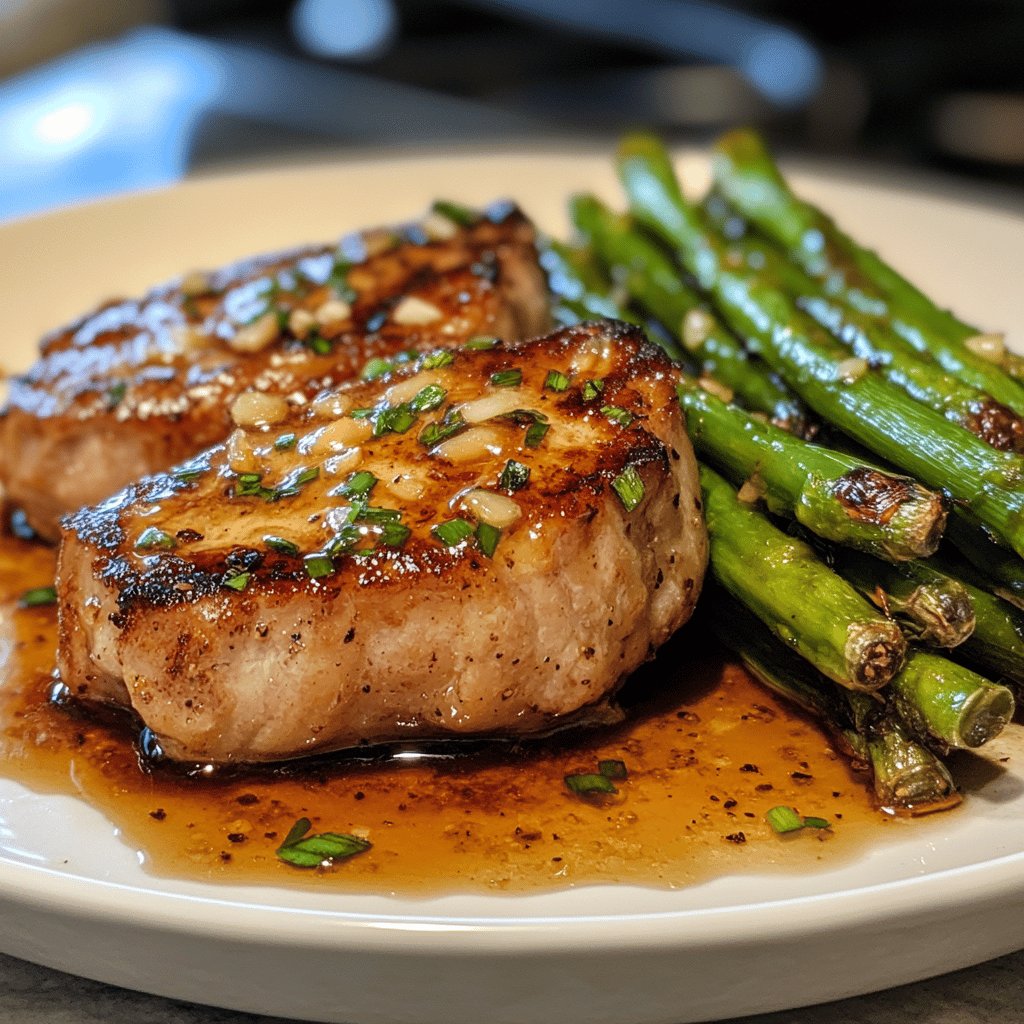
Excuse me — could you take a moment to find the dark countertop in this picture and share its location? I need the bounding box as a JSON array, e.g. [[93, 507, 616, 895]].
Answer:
[[2, 948, 1022, 1023]]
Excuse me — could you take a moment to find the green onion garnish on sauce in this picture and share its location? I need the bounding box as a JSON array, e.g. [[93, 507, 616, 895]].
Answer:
[[378, 521, 411, 547], [411, 384, 447, 413], [564, 773, 618, 796], [581, 379, 605, 402], [611, 466, 645, 512], [598, 759, 628, 780], [766, 806, 831, 835], [275, 817, 372, 869], [464, 335, 498, 351], [18, 586, 57, 608], [544, 370, 570, 392], [339, 471, 377, 499], [498, 459, 530, 492], [601, 405, 634, 427], [135, 527, 176, 552], [274, 433, 297, 451], [489, 369, 522, 388], [432, 518, 475, 547], [431, 199, 477, 228], [475, 522, 501, 558], [421, 350, 455, 370], [223, 570, 250, 592], [304, 553, 335, 580], [264, 536, 299, 556], [372, 403, 417, 437]]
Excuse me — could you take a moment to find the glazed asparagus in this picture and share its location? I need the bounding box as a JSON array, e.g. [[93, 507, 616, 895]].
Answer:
[[709, 129, 1024, 412], [701, 464, 907, 691], [567, 194, 805, 429], [617, 133, 1024, 559], [833, 549, 975, 647], [707, 589, 959, 814], [681, 382, 945, 561]]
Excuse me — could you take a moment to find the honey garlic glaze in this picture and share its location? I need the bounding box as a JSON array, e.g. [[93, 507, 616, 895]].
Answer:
[[0, 535, 914, 895]]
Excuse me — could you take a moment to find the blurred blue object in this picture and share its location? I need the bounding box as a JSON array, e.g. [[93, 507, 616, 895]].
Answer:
[[0, 26, 546, 224], [0, 30, 224, 222]]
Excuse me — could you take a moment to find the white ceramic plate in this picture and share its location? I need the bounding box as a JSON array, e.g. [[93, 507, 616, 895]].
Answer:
[[1, 149, 1024, 1024]]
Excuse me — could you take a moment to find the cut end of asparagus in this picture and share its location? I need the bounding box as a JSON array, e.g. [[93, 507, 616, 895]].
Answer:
[[868, 723, 961, 816], [830, 467, 948, 561], [902, 580, 976, 648], [958, 685, 1016, 749], [845, 620, 907, 691]]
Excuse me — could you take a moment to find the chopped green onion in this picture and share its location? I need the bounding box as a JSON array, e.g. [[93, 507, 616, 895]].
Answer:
[[18, 586, 57, 608], [490, 369, 522, 388], [135, 527, 176, 552], [419, 409, 466, 448], [601, 405, 634, 428], [581, 379, 605, 402], [223, 570, 250, 592], [544, 370, 570, 392], [274, 433, 297, 450], [465, 335, 498, 350], [475, 522, 501, 558], [264, 535, 299, 556], [432, 518, 475, 547], [525, 421, 549, 448], [611, 465, 645, 512], [765, 806, 806, 834], [105, 381, 127, 409], [309, 333, 333, 356], [361, 356, 395, 381], [304, 553, 335, 580], [372, 402, 417, 436], [421, 350, 455, 370], [328, 259, 357, 303], [350, 407, 374, 420], [411, 384, 447, 413], [325, 526, 360, 558], [339, 471, 377, 498], [275, 817, 371, 869], [431, 199, 477, 227], [378, 521, 411, 547], [498, 459, 530, 492], [564, 773, 617, 796], [274, 465, 320, 499], [598, 759, 628, 780], [803, 816, 832, 830], [357, 505, 402, 525]]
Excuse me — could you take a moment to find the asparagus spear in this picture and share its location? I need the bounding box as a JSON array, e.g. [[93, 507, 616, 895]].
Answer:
[[710, 128, 1024, 413], [706, 589, 958, 814], [866, 719, 960, 815], [567, 194, 806, 430], [888, 651, 1014, 750], [680, 381, 945, 560], [616, 133, 1024, 558], [842, 550, 1024, 685], [714, 226, 1024, 454], [538, 238, 644, 330], [944, 513, 1024, 611], [832, 549, 975, 647], [701, 464, 906, 691]]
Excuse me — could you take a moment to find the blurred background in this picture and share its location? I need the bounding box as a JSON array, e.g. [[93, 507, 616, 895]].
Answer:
[[2, 0, 1022, 222]]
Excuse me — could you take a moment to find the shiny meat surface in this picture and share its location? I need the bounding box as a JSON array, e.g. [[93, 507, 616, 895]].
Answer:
[[1, 203, 550, 539], [57, 322, 707, 764]]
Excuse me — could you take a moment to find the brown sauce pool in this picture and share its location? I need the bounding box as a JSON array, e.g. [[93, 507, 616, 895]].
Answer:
[[0, 535, 914, 895]]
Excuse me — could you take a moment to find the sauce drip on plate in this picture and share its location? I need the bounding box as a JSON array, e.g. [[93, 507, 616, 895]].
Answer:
[[0, 536, 909, 894]]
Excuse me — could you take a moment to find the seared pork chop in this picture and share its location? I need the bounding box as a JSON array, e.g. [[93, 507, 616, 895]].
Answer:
[[2, 203, 549, 539], [57, 322, 706, 764]]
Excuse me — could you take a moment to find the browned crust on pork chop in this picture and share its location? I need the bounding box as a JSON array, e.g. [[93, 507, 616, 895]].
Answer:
[[2, 203, 549, 539], [57, 321, 706, 763]]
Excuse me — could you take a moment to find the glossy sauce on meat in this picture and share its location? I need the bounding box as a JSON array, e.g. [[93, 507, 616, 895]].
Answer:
[[0, 536, 916, 894]]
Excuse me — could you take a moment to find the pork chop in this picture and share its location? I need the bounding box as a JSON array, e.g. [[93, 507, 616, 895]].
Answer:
[[2, 202, 549, 540], [56, 321, 706, 764]]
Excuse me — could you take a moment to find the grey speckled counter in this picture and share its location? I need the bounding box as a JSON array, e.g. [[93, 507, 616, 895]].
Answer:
[[1, 949, 1022, 1024]]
